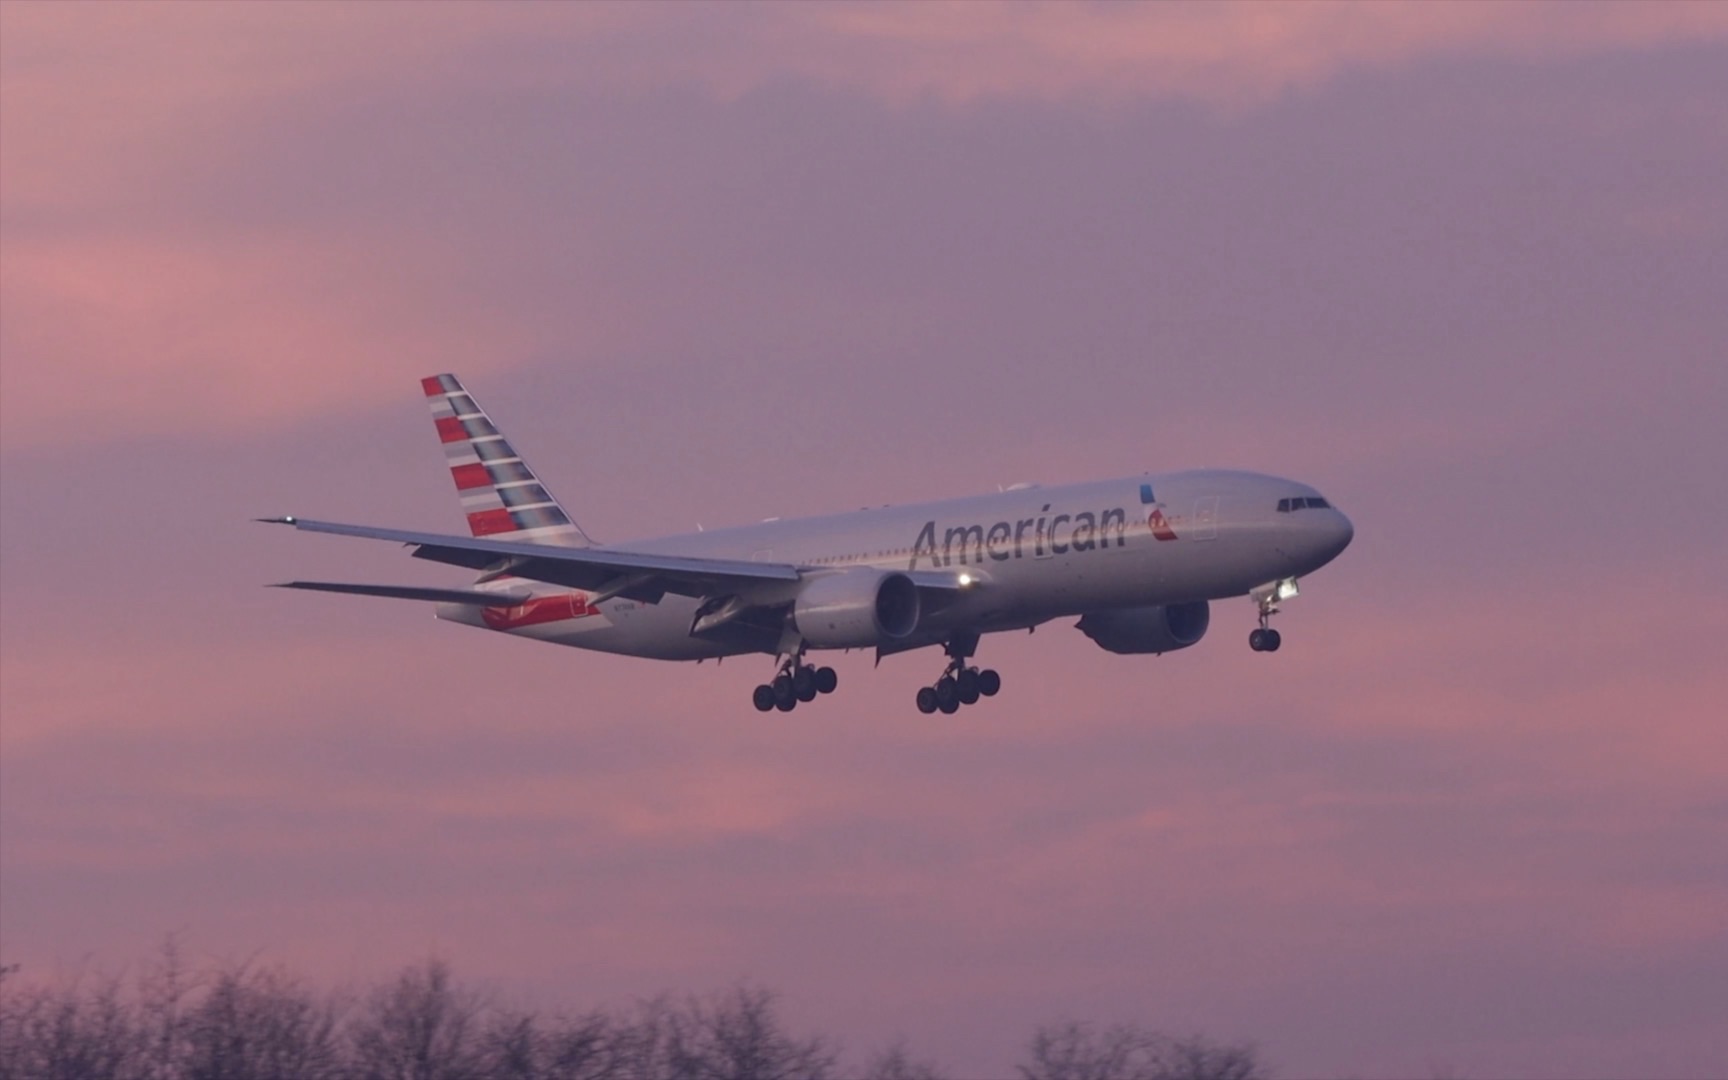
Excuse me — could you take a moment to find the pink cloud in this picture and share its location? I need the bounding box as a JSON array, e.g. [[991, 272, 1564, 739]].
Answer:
[[6, 2, 1723, 450], [796, 2, 1728, 106], [0, 231, 555, 448]]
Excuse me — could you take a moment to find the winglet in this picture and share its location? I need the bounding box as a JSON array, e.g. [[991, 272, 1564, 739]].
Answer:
[[256, 516, 298, 525]]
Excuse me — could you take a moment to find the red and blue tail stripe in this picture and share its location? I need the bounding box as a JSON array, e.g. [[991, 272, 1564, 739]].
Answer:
[[421, 374, 591, 546]]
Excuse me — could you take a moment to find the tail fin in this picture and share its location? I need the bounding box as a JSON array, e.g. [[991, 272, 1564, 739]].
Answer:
[[421, 374, 593, 547]]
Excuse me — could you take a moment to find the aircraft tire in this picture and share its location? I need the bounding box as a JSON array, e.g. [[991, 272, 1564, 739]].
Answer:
[[775, 696, 797, 712], [752, 685, 776, 712], [815, 666, 839, 694], [1248, 628, 1267, 651], [773, 675, 796, 706], [935, 677, 958, 707], [977, 669, 1001, 696], [916, 687, 939, 714], [794, 667, 818, 702], [1263, 629, 1282, 652], [938, 698, 961, 715], [957, 668, 980, 700]]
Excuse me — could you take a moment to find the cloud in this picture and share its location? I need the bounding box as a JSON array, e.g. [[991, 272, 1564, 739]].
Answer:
[[11, 4, 1724, 208], [0, 229, 547, 447], [768, 2, 1728, 106], [5, 2, 1725, 449], [15, 2, 1727, 172]]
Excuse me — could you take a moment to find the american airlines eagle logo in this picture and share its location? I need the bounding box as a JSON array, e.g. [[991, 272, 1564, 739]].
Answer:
[[1143, 482, 1179, 542]]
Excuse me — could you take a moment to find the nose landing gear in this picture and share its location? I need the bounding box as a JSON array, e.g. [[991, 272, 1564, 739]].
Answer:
[[752, 654, 838, 712], [915, 634, 1001, 714], [1248, 581, 1291, 653]]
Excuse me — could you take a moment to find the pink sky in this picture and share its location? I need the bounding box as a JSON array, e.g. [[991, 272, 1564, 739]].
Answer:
[[3, 4, 1726, 1076]]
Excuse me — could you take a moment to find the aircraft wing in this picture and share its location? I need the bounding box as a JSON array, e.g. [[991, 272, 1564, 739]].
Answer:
[[259, 516, 805, 603]]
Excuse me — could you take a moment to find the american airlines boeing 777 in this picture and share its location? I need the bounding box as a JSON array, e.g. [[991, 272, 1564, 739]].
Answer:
[[264, 375, 1354, 713]]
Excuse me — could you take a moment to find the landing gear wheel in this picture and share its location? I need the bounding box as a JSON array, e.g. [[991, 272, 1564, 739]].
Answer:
[[814, 666, 838, 694], [938, 698, 961, 715], [1249, 628, 1267, 651], [752, 685, 776, 712], [977, 669, 1001, 696], [773, 675, 796, 708], [916, 687, 938, 714], [935, 677, 958, 708], [1263, 629, 1282, 652], [775, 696, 797, 712], [793, 666, 818, 702], [956, 670, 980, 706]]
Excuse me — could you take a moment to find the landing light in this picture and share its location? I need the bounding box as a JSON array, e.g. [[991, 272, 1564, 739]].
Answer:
[[1276, 578, 1299, 601], [957, 572, 974, 587]]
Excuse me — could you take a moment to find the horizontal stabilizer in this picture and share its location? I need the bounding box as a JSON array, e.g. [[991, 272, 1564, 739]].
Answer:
[[259, 516, 802, 599], [273, 581, 532, 606]]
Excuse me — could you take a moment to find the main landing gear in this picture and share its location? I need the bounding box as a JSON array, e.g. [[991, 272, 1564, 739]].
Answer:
[[915, 634, 1001, 715], [751, 657, 838, 713]]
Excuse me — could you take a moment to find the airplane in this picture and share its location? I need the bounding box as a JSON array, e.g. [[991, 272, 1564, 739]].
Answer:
[[263, 374, 1354, 714]]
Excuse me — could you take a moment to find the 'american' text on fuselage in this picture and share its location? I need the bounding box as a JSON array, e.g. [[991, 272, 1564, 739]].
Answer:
[[910, 505, 1128, 569]]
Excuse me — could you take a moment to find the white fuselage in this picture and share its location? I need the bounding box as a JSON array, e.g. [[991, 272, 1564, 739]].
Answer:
[[436, 469, 1354, 661]]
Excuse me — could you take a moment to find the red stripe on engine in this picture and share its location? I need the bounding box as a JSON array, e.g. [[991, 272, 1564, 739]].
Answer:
[[435, 416, 466, 443], [421, 376, 446, 397], [450, 463, 491, 490], [467, 508, 516, 536]]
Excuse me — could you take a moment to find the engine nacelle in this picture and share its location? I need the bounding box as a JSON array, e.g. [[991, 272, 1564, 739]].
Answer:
[[1076, 601, 1210, 655], [792, 570, 921, 648]]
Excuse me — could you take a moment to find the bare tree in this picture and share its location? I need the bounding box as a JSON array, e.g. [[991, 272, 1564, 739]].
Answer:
[[132, 935, 206, 1080], [1154, 1035, 1260, 1080], [651, 986, 838, 1080], [349, 958, 485, 1080], [545, 1012, 627, 1079], [475, 1010, 542, 1080], [603, 994, 678, 1079], [1019, 1021, 1263, 1080], [2, 949, 1267, 1080], [0, 971, 137, 1080], [471, 1006, 626, 1080], [857, 1039, 949, 1080], [181, 963, 344, 1080]]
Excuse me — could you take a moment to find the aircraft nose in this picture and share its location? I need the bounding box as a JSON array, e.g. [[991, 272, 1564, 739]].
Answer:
[[1321, 508, 1354, 562]]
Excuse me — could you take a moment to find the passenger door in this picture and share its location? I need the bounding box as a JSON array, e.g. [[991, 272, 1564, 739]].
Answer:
[[1192, 496, 1219, 541]]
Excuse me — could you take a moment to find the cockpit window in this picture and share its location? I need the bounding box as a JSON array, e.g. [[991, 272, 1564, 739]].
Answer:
[[1278, 496, 1332, 512]]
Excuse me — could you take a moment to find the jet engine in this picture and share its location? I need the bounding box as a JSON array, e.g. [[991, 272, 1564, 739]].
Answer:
[[792, 569, 921, 648], [1076, 601, 1210, 655]]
